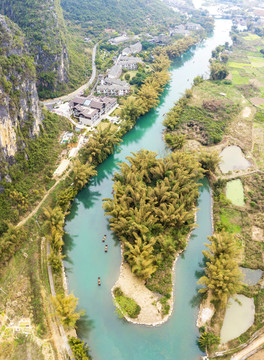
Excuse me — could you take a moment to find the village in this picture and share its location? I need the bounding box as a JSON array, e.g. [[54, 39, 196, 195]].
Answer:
[[47, 0, 264, 183], [51, 19, 206, 133]]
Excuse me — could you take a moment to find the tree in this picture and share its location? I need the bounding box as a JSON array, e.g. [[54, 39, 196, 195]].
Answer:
[[198, 151, 220, 175], [103, 150, 203, 282], [48, 250, 65, 273], [198, 331, 220, 351], [52, 293, 84, 328], [124, 73, 130, 81], [152, 54, 171, 72], [47, 228, 64, 252], [120, 96, 142, 123], [43, 206, 64, 233], [56, 186, 77, 211], [165, 132, 186, 150], [69, 337, 91, 360], [210, 62, 228, 80], [198, 232, 243, 306], [0, 224, 26, 263], [137, 83, 159, 113], [72, 160, 97, 191], [221, 54, 228, 64], [124, 236, 157, 280], [81, 125, 122, 165]]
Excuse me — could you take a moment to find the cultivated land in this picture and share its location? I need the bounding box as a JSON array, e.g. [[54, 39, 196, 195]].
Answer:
[[179, 32, 264, 360]]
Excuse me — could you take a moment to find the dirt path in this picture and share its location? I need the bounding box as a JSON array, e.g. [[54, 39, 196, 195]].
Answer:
[[231, 334, 264, 360], [16, 130, 86, 228], [16, 175, 65, 228], [217, 169, 264, 181]]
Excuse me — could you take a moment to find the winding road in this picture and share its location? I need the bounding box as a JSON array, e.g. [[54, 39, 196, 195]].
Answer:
[[43, 42, 98, 107]]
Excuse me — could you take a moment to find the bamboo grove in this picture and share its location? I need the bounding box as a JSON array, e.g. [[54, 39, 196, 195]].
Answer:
[[103, 150, 203, 293], [119, 36, 197, 133], [198, 231, 243, 307]]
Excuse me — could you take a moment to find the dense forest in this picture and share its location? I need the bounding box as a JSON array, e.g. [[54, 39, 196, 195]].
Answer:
[[61, 0, 181, 37], [104, 150, 203, 295]]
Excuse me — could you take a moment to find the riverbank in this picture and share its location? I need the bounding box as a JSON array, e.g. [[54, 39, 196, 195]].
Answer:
[[173, 30, 264, 359], [63, 19, 232, 360], [112, 211, 198, 326]]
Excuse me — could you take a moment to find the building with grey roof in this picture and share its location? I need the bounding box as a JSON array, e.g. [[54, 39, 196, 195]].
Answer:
[[108, 64, 122, 79], [118, 56, 144, 70], [70, 95, 117, 126], [97, 77, 130, 97]]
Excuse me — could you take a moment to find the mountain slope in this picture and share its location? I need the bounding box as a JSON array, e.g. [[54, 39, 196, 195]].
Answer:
[[0, 15, 42, 166], [61, 0, 180, 37], [0, 0, 70, 98]]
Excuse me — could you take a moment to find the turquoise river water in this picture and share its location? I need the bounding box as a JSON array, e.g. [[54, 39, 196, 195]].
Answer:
[[64, 19, 231, 360]]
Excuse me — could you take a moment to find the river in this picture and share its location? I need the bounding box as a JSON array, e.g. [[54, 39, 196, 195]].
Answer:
[[64, 19, 231, 360]]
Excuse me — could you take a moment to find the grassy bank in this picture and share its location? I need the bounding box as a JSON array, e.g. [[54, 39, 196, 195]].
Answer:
[[170, 31, 264, 358]]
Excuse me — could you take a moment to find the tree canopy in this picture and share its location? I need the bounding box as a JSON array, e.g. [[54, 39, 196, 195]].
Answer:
[[104, 150, 203, 283], [198, 231, 243, 306]]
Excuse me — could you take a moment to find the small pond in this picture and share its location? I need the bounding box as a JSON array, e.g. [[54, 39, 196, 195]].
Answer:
[[220, 295, 255, 344], [219, 146, 251, 174], [240, 267, 262, 286], [226, 179, 245, 206]]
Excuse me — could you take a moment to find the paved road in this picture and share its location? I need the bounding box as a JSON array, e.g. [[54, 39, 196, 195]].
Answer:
[[230, 334, 264, 360], [43, 42, 98, 106]]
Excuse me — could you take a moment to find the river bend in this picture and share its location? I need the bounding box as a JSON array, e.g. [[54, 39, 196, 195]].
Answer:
[[64, 19, 231, 360]]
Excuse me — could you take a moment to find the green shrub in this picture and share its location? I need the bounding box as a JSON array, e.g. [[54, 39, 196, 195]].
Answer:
[[113, 287, 141, 319]]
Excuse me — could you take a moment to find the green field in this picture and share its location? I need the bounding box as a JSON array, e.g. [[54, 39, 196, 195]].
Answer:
[[227, 33, 264, 92]]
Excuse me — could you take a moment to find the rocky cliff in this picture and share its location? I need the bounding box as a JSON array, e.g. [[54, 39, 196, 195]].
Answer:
[[0, 15, 42, 164], [0, 0, 70, 99]]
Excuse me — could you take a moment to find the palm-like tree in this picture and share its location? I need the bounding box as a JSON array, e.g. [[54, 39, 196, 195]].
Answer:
[[72, 160, 97, 191], [82, 125, 122, 165], [120, 97, 142, 123], [124, 236, 157, 280], [52, 293, 84, 329], [198, 232, 243, 306], [103, 150, 204, 283], [43, 206, 64, 233]]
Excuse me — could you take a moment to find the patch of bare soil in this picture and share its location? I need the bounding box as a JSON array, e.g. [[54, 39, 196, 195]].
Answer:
[[242, 107, 252, 118], [248, 349, 264, 360], [249, 79, 264, 89], [114, 262, 167, 325], [250, 97, 264, 106], [252, 226, 264, 242]]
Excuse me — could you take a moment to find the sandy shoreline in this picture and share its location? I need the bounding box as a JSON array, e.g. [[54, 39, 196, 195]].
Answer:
[[112, 211, 198, 326]]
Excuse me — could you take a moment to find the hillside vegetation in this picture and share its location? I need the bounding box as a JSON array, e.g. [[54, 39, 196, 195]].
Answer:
[[0, 0, 92, 98], [61, 0, 181, 37]]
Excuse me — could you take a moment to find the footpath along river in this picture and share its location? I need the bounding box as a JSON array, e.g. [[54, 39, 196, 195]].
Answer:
[[64, 19, 231, 360]]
